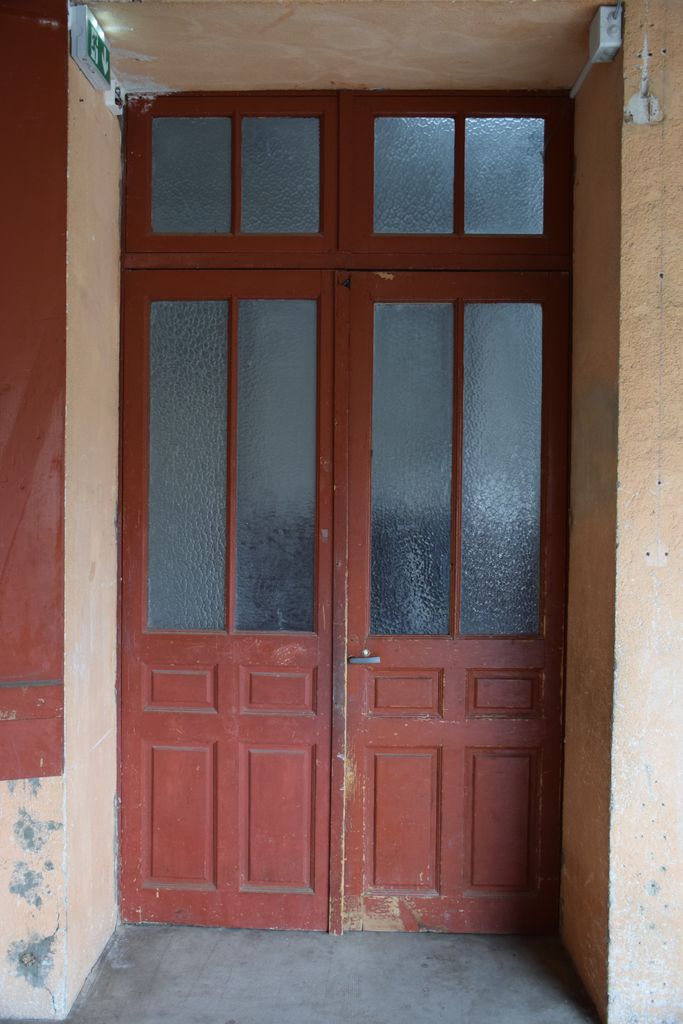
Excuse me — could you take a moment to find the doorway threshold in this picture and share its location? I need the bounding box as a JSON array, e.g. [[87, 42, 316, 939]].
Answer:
[[11, 924, 598, 1024]]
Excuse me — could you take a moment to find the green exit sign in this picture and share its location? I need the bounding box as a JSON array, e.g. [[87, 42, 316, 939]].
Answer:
[[71, 6, 111, 89], [86, 10, 111, 84]]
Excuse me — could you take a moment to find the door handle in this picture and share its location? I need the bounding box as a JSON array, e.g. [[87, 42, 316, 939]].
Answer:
[[348, 649, 381, 664]]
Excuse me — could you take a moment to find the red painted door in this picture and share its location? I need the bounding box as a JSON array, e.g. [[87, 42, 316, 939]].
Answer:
[[342, 271, 569, 933], [120, 270, 334, 929], [120, 92, 573, 936], [121, 269, 568, 934]]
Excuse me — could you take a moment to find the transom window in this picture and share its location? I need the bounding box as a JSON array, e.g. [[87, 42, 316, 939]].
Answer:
[[125, 93, 571, 264]]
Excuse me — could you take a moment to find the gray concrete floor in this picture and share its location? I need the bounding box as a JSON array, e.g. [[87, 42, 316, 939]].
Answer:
[[7, 925, 599, 1024]]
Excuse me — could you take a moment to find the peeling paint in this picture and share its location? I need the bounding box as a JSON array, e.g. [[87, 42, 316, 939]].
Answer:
[[624, 88, 663, 124], [9, 863, 44, 908], [624, 31, 664, 124], [343, 894, 435, 933], [7, 929, 57, 991], [13, 809, 63, 853], [344, 753, 356, 798], [117, 74, 173, 96], [342, 894, 363, 932], [361, 896, 405, 932]]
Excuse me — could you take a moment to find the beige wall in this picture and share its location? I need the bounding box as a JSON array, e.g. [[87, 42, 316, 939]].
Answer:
[[63, 61, 121, 1009], [0, 777, 67, 1017], [609, 1, 683, 1020], [563, 55, 622, 1021], [564, 4, 683, 1018]]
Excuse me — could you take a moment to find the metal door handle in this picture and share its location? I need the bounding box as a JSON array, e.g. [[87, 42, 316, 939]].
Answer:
[[348, 649, 381, 664]]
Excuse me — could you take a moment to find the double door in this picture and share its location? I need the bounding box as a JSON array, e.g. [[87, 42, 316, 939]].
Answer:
[[120, 268, 568, 933]]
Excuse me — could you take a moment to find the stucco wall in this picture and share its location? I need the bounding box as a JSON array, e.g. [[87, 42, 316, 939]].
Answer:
[[608, 1, 683, 1020], [0, 778, 66, 1017], [63, 62, 121, 1009], [562, 55, 622, 1022]]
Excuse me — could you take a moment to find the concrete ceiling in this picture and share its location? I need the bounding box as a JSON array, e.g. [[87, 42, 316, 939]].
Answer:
[[88, 0, 600, 95]]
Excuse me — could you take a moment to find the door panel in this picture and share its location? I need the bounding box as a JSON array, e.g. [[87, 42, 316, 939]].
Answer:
[[120, 270, 333, 930], [343, 272, 568, 933]]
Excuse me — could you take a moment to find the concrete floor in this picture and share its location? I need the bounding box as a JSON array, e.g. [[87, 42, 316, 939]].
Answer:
[[7, 925, 599, 1024]]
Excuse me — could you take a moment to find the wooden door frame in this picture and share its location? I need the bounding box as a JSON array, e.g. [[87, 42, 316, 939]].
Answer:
[[118, 90, 573, 933]]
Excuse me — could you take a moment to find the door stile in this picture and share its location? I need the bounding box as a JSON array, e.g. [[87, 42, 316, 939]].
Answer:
[[341, 271, 374, 931], [541, 275, 571, 650], [119, 277, 145, 916], [328, 270, 351, 933], [538, 274, 571, 896]]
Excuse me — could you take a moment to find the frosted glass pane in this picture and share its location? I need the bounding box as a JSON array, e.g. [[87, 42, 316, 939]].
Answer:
[[465, 118, 544, 234], [371, 304, 453, 635], [152, 118, 231, 234], [148, 301, 228, 630], [374, 118, 455, 234], [460, 304, 542, 635], [236, 300, 317, 631], [241, 118, 320, 234]]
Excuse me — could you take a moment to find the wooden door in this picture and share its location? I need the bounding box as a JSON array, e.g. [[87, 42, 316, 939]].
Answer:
[[342, 271, 569, 933], [120, 92, 573, 934], [120, 269, 334, 930]]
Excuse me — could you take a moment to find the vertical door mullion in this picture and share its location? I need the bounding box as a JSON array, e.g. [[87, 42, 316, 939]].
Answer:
[[226, 296, 239, 634], [347, 275, 374, 644], [454, 116, 465, 237], [232, 114, 242, 237], [316, 273, 334, 638], [453, 297, 465, 636]]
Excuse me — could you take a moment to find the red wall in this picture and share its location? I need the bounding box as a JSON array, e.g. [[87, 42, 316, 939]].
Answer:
[[0, 0, 68, 777]]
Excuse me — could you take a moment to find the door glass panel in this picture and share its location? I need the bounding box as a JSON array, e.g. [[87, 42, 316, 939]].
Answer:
[[460, 303, 542, 635], [374, 118, 455, 235], [152, 118, 232, 234], [371, 303, 453, 635], [148, 301, 229, 630], [464, 118, 544, 235], [236, 300, 317, 631], [241, 118, 320, 234]]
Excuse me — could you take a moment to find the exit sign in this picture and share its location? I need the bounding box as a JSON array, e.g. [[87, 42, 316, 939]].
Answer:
[[85, 10, 111, 84], [70, 6, 111, 90]]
